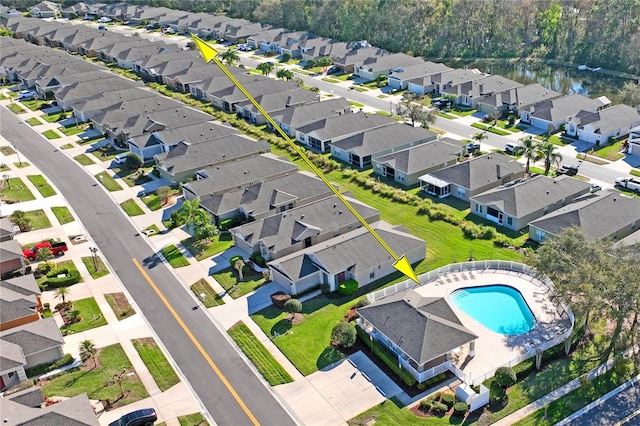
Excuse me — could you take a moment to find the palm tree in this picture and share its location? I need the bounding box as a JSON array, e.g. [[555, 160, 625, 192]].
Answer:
[[55, 287, 70, 305], [276, 68, 294, 81], [257, 62, 274, 76], [220, 49, 239, 67], [538, 141, 563, 175], [176, 199, 207, 234], [472, 131, 488, 144], [79, 340, 97, 368], [518, 136, 542, 174]]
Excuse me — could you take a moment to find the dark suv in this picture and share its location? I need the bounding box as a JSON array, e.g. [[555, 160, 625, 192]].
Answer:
[[555, 165, 578, 176], [109, 408, 157, 426]]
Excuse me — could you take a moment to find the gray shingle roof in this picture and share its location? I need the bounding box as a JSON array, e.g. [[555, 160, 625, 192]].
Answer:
[[0, 388, 98, 426], [471, 175, 592, 217], [479, 83, 562, 109], [529, 190, 640, 240], [427, 153, 524, 191], [72, 88, 158, 115], [358, 289, 477, 365], [390, 61, 452, 81], [573, 104, 640, 135], [296, 111, 396, 141], [235, 89, 319, 115], [374, 137, 464, 174], [0, 216, 15, 240], [359, 53, 424, 74], [272, 98, 351, 128], [0, 318, 64, 356], [0, 340, 26, 372], [0, 294, 37, 324], [331, 123, 437, 157], [528, 94, 608, 121], [1, 275, 41, 297], [431, 68, 485, 86]]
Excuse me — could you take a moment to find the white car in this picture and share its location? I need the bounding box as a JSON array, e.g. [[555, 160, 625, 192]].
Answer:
[[98, 17, 112, 23], [17, 90, 37, 100], [114, 153, 128, 164]]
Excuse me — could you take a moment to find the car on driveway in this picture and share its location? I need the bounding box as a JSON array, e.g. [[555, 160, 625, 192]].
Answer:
[[108, 408, 157, 426], [17, 90, 37, 100], [555, 165, 579, 176], [504, 143, 521, 155], [466, 142, 480, 153]]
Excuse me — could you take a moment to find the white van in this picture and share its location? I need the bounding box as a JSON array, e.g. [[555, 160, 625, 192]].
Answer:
[[114, 153, 128, 164]]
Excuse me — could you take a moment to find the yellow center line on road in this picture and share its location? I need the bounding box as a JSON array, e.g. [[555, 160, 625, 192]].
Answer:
[[132, 258, 260, 426]]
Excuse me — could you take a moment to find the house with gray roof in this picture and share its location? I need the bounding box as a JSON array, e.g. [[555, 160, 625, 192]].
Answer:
[[271, 97, 351, 137], [199, 172, 336, 225], [387, 61, 452, 93], [441, 75, 522, 108], [629, 125, 640, 158], [155, 134, 271, 182], [90, 96, 182, 137], [147, 120, 238, 158], [372, 137, 466, 187], [210, 78, 299, 113], [358, 289, 477, 384], [189, 70, 259, 102], [182, 155, 299, 200], [185, 14, 235, 38], [0, 286, 40, 332], [299, 38, 350, 62], [163, 63, 223, 93], [332, 46, 390, 74], [528, 190, 640, 243], [565, 104, 640, 145], [419, 153, 525, 201], [0, 240, 25, 280], [354, 53, 425, 81], [54, 75, 143, 110], [431, 68, 487, 95], [30, 62, 102, 92], [223, 20, 264, 44], [71, 88, 158, 123], [1, 275, 42, 312], [31, 1, 61, 18], [470, 174, 592, 231], [0, 217, 16, 242], [476, 83, 562, 116], [231, 195, 380, 260], [0, 318, 65, 390], [0, 387, 98, 425], [296, 111, 396, 153], [132, 50, 201, 82], [235, 89, 320, 125], [268, 222, 426, 294], [331, 123, 438, 169], [520, 93, 611, 131]]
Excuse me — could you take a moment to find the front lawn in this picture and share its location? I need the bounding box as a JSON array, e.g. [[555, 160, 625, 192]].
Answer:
[[181, 233, 234, 261], [113, 166, 153, 187], [7, 103, 25, 113], [590, 140, 626, 161], [26, 117, 43, 126], [190, 279, 225, 308], [140, 193, 162, 211], [228, 322, 294, 386], [42, 129, 62, 139], [27, 175, 57, 197], [212, 267, 266, 299], [74, 154, 95, 166], [24, 209, 52, 230], [159, 244, 190, 268], [51, 206, 74, 224], [59, 125, 85, 136], [41, 344, 149, 408], [0, 177, 36, 202], [60, 297, 107, 334], [178, 413, 209, 426], [470, 122, 510, 135], [95, 172, 123, 191], [104, 292, 135, 320], [132, 338, 180, 392], [120, 199, 145, 216], [41, 113, 63, 123], [81, 256, 110, 280]]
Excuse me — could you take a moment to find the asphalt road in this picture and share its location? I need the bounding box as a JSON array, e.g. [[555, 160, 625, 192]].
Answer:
[[0, 107, 298, 426], [565, 383, 640, 425]]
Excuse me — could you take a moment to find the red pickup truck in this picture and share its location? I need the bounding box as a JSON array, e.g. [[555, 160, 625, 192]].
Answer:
[[23, 241, 68, 260]]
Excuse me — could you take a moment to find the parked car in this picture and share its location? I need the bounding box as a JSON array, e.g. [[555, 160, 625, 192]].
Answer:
[[590, 184, 602, 193], [466, 142, 480, 152], [97, 17, 112, 23], [556, 165, 579, 176], [114, 153, 128, 164], [23, 241, 68, 260], [108, 408, 157, 426], [98, 25, 107, 31], [17, 90, 37, 100], [326, 66, 340, 75], [504, 143, 521, 155]]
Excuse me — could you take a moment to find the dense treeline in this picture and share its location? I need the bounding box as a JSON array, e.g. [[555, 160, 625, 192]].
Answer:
[[7, 0, 640, 74]]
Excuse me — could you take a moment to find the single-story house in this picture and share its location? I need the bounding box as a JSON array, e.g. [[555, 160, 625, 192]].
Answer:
[[528, 190, 640, 243], [31, 1, 61, 18], [476, 83, 562, 116], [230, 195, 380, 260], [298, 38, 350, 62], [520, 94, 611, 131], [71, 88, 158, 123], [629, 125, 640, 157], [210, 78, 299, 114], [0, 285, 40, 332], [565, 104, 640, 145], [189, 70, 259, 102], [419, 153, 525, 201], [154, 134, 271, 183], [372, 137, 466, 187], [387, 61, 452, 92], [271, 97, 351, 137], [1, 275, 43, 317], [441, 75, 522, 109], [268, 222, 426, 295], [330, 123, 437, 169], [0, 216, 16, 242], [470, 175, 592, 231], [295, 111, 396, 153], [199, 171, 336, 225], [0, 239, 25, 278], [235, 89, 320, 125], [358, 289, 477, 384], [332, 45, 389, 74], [54, 75, 144, 111], [0, 387, 98, 425], [354, 53, 424, 82], [431, 68, 486, 95]]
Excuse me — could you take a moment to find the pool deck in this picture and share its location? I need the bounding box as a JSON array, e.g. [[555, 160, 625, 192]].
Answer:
[[414, 268, 572, 384]]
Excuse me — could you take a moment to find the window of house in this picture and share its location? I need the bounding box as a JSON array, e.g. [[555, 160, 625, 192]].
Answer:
[[507, 217, 513, 226], [457, 187, 465, 197], [536, 229, 546, 241], [370, 271, 375, 279]]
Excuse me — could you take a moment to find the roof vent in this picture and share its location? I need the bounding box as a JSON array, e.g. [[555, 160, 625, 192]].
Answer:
[[244, 171, 249, 174], [546, 190, 550, 194], [333, 203, 337, 208], [300, 215, 304, 219], [339, 210, 343, 214]]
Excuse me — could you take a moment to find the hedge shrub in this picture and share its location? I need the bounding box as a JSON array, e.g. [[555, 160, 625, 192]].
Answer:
[[338, 279, 358, 296], [229, 255, 244, 269], [489, 380, 506, 405], [25, 353, 74, 378], [43, 267, 81, 288], [420, 400, 432, 411], [431, 402, 448, 415], [250, 253, 266, 268], [453, 402, 468, 417], [495, 366, 517, 388], [441, 393, 455, 409], [331, 322, 357, 348]]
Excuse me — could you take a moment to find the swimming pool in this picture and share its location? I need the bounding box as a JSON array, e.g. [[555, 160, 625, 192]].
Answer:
[[449, 285, 535, 335]]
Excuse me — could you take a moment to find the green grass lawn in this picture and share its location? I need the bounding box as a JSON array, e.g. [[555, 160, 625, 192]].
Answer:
[[41, 344, 149, 408], [471, 122, 510, 136], [74, 153, 95, 166], [576, 153, 608, 165], [51, 206, 74, 224], [95, 172, 123, 191], [160, 244, 190, 268], [143, 224, 161, 237], [24, 209, 52, 230], [141, 194, 162, 211], [212, 267, 266, 299], [352, 86, 369, 92], [59, 125, 85, 136], [20, 99, 45, 111], [349, 101, 365, 108], [60, 297, 108, 334], [590, 140, 626, 161], [7, 103, 25, 113], [190, 279, 225, 307], [81, 256, 110, 280], [27, 175, 57, 197], [436, 111, 457, 119], [26, 117, 43, 126], [41, 113, 63, 123], [132, 338, 180, 392], [120, 199, 145, 216], [631, 169, 640, 178], [14, 161, 30, 168], [181, 233, 234, 261], [60, 143, 75, 149], [178, 413, 209, 426], [449, 108, 477, 117], [0, 177, 36, 202], [42, 129, 62, 139], [322, 77, 342, 84], [104, 292, 135, 320], [113, 166, 153, 187], [228, 322, 294, 386]]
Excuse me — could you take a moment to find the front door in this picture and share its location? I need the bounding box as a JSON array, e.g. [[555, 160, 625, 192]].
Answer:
[[337, 272, 346, 283]]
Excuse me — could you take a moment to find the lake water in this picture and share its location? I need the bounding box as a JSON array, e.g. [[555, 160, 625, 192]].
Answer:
[[444, 59, 634, 104]]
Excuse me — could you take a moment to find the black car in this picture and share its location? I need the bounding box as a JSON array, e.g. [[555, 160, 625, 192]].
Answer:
[[555, 165, 578, 176], [109, 408, 157, 426]]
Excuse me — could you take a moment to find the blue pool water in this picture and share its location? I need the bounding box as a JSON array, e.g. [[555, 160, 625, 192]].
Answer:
[[450, 285, 535, 335]]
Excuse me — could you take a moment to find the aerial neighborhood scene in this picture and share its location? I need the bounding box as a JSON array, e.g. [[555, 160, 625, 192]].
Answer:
[[2, 1, 640, 425]]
